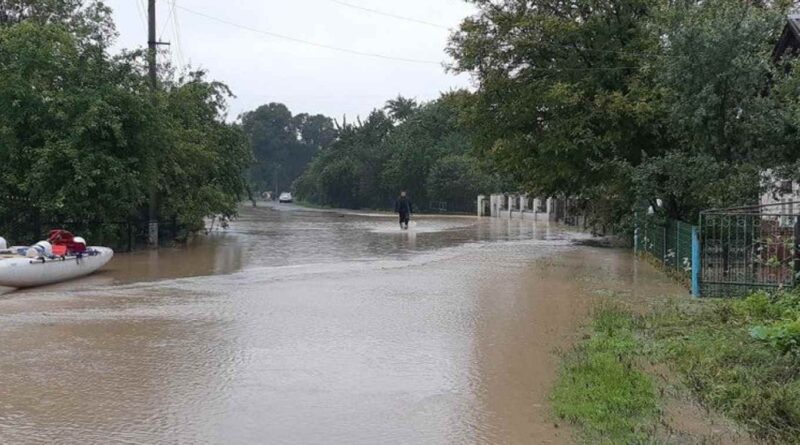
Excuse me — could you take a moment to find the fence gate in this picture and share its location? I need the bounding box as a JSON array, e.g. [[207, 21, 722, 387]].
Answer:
[[699, 202, 800, 297]]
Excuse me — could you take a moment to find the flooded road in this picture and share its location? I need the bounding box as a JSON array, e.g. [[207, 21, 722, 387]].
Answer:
[[0, 203, 681, 444]]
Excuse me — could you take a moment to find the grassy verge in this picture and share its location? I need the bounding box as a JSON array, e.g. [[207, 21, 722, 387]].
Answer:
[[552, 304, 658, 444], [649, 292, 800, 443], [554, 291, 800, 444]]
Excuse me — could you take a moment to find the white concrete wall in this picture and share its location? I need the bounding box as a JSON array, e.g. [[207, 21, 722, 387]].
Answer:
[[483, 193, 552, 221], [481, 193, 584, 227]]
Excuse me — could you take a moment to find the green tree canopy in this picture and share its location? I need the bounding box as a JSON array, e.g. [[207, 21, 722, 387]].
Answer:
[[448, 0, 800, 227], [294, 92, 498, 211], [0, 0, 251, 245], [240, 103, 337, 194]]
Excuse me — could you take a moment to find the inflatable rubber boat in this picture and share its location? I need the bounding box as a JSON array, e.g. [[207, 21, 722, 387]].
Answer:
[[0, 230, 113, 288]]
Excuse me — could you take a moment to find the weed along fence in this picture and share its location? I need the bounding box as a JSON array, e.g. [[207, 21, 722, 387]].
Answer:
[[637, 202, 800, 297]]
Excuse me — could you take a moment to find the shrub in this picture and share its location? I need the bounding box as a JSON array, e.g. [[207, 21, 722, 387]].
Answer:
[[750, 320, 800, 355]]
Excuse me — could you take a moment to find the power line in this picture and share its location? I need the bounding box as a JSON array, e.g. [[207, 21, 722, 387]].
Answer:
[[527, 66, 639, 72], [157, 0, 186, 67], [134, 0, 147, 31], [325, 0, 449, 29], [174, 4, 444, 65], [159, 0, 176, 41], [539, 42, 660, 59], [171, 0, 186, 67], [172, 5, 647, 72], [323, 0, 659, 58]]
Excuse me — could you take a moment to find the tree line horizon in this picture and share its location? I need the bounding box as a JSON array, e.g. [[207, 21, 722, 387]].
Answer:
[[3, 0, 800, 246], [250, 0, 800, 231]]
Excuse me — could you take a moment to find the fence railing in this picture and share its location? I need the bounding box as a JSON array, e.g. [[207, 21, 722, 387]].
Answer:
[[636, 202, 800, 298], [636, 216, 697, 286], [0, 217, 190, 252]]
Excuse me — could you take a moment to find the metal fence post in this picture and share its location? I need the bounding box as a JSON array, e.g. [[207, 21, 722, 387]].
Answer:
[[692, 225, 701, 297], [794, 219, 800, 288], [675, 222, 680, 269]]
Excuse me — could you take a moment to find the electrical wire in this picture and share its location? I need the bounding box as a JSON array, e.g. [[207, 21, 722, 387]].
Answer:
[[172, 5, 648, 71], [134, 0, 147, 32], [326, 0, 449, 29], [174, 4, 444, 65], [171, 1, 187, 67], [322, 0, 659, 58], [159, 0, 176, 41]]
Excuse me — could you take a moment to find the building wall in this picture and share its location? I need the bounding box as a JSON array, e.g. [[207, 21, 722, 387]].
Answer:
[[761, 174, 800, 228]]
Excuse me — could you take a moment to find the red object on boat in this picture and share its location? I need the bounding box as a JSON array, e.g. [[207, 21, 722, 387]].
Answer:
[[48, 229, 86, 254]]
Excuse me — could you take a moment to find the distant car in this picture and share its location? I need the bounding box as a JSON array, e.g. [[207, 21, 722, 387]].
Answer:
[[278, 192, 293, 203]]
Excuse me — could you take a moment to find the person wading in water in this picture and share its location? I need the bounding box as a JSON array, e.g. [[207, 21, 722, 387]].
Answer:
[[394, 191, 413, 230]]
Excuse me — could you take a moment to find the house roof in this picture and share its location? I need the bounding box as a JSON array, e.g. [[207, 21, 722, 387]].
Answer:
[[773, 15, 800, 62]]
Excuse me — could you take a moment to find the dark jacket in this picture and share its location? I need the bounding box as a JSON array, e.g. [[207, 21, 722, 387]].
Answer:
[[395, 196, 412, 214]]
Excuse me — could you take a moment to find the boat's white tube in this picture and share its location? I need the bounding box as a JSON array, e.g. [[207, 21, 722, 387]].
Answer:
[[0, 247, 113, 288]]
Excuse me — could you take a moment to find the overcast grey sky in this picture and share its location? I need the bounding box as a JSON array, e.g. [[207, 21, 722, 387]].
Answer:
[[105, 0, 476, 120]]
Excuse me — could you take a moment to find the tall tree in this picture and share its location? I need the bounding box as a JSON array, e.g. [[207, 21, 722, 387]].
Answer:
[[294, 92, 497, 211], [384, 95, 419, 123], [448, 0, 660, 227], [240, 103, 337, 193]]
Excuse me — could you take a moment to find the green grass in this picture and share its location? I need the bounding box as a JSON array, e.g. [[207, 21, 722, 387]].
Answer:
[[649, 293, 800, 443], [552, 304, 659, 444], [554, 291, 800, 444]]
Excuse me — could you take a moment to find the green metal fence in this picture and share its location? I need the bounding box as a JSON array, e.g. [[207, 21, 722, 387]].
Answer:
[[699, 203, 800, 297], [637, 203, 800, 297], [636, 216, 695, 284]]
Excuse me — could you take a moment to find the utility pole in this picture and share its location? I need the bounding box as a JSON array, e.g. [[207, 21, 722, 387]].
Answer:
[[147, 0, 168, 247], [147, 0, 159, 247]]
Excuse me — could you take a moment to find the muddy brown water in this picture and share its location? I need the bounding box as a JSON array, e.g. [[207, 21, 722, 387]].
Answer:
[[0, 203, 681, 444]]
